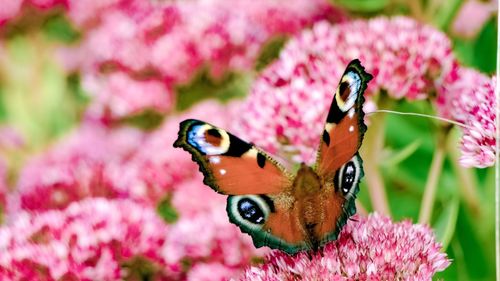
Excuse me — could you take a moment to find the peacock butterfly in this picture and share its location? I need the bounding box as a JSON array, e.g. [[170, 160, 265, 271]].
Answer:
[[174, 59, 373, 255]]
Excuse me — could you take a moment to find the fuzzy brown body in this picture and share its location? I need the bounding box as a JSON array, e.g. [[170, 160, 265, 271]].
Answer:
[[290, 164, 344, 250]]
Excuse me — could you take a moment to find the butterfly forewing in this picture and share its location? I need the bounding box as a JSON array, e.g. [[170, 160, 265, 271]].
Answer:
[[174, 119, 293, 195], [315, 59, 372, 179]]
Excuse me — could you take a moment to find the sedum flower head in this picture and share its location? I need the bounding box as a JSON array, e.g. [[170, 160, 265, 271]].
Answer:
[[0, 198, 171, 280], [238, 213, 450, 280], [437, 67, 496, 167], [459, 77, 496, 167]]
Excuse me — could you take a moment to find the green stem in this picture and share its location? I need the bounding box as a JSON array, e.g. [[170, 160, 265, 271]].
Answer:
[[418, 125, 451, 224], [447, 129, 481, 217], [361, 103, 391, 216], [406, 0, 426, 22]]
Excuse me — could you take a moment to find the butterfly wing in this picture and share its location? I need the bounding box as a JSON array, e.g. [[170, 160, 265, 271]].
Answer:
[[316, 59, 372, 177], [174, 119, 293, 195], [313, 59, 372, 245]]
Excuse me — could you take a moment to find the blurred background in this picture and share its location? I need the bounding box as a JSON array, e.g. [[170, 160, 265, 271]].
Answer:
[[0, 0, 497, 280]]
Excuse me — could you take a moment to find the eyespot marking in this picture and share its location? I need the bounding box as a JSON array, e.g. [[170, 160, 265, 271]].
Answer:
[[335, 71, 361, 112], [334, 156, 361, 199], [228, 195, 271, 228], [187, 124, 230, 155], [238, 198, 266, 224]]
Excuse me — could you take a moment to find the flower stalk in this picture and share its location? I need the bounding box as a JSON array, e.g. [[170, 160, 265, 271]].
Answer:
[[362, 97, 391, 216], [418, 125, 452, 224]]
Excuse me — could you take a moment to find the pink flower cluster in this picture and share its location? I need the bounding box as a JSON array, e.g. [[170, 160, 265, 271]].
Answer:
[[459, 76, 496, 167], [238, 213, 450, 280], [9, 100, 234, 213], [0, 198, 172, 280], [4, 101, 262, 280], [57, 0, 343, 121], [233, 16, 455, 164], [437, 67, 496, 167]]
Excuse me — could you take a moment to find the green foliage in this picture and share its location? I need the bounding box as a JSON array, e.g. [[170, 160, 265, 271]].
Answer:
[[255, 36, 287, 71], [176, 70, 251, 111], [453, 18, 498, 74], [42, 14, 80, 43], [335, 0, 389, 12], [157, 196, 179, 224]]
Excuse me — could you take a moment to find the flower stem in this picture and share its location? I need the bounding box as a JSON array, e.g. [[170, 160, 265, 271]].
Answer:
[[362, 102, 391, 216], [447, 129, 481, 217], [418, 125, 451, 224]]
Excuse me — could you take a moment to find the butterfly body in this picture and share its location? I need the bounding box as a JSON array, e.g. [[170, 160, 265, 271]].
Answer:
[[174, 60, 372, 255]]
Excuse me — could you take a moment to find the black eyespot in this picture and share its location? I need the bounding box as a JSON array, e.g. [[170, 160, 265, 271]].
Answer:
[[341, 162, 356, 195], [206, 128, 221, 138], [237, 198, 265, 224]]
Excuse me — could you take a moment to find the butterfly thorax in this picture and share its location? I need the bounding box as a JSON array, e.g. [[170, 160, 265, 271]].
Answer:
[[292, 164, 325, 249]]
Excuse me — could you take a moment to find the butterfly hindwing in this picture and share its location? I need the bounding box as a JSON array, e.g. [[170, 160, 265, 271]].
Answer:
[[226, 194, 310, 255], [174, 119, 292, 195]]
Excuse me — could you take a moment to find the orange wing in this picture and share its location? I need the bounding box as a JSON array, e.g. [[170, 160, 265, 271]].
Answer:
[[315, 59, 372, 180], [174, 119, 292, 195]]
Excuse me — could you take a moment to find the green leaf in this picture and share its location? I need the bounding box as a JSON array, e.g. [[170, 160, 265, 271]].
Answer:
[[120, 110, 165, 131], [255, 36, 287, 71], [157, 197, 179, 224], [334, 0, 389, 12], [382, 139, 422, 167], [472, 18, 497, 73], [433, 196, 459, 250], [42, 14, 80, 43], [175, 70, 250, 111]]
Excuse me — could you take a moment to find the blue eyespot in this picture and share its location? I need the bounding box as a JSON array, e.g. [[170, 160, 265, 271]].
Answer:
[[341, 162, 356, 195], [237, 198, 265, 224]]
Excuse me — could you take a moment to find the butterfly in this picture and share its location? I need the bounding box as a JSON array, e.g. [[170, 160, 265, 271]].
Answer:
[[174, 59, 372, 255]]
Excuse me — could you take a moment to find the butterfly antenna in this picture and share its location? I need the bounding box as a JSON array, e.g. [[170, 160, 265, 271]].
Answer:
[[368, 109, 469, 128]]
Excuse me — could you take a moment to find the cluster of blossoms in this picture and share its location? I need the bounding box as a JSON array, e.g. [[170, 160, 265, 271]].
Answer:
[[458, 76, 496, 167], [0, 198, 172, 280], [239, 213, 450, 280], [233, 16, 456, 164], [8, 101, 233, 212], [2, 0, 344, 120], [436, 67, 497, 167], [3, 101, 262, 280], [58, 0, 342, 121]]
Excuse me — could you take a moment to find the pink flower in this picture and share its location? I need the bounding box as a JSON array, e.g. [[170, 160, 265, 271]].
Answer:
[[452, 0, 497, 39], [82, 71, 174, 121], [0, 198, 172, 280], [163, 174, 265, 280], [233, 17, 455, 164], [437, 67, 496, 167], [238, 213, 450, 280], [59, 0, 344, 120], [0, 0, 23, 25], [9, 123, 146, 213], [436, 66, 489, 122], [459, 77, 496, 167], [10, 100, 240, 212]]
